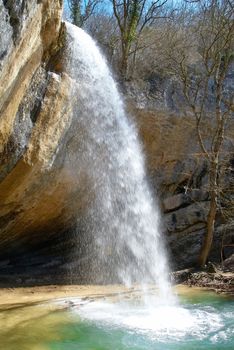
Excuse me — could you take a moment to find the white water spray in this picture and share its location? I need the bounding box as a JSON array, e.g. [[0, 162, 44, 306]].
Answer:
[[65, 22, 174, 303]]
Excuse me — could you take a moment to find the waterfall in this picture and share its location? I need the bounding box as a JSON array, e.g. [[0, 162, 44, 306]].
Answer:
[[65, 22, 174, 303]]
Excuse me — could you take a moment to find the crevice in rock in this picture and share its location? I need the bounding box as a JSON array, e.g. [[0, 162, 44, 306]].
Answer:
[[0, 66, 48, 183], [0, 49, 7, 60], [0, 224, 84, 287], [45, 22, 66, 74], [2, 0, 26, 44]]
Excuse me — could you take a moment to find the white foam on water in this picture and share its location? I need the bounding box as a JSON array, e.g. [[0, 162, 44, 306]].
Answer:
[[73, 299, 229, 343]]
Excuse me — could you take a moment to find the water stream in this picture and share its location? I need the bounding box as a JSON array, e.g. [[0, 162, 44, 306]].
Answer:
[[0, 290, 233, 350], [65, 22, 173, 303]]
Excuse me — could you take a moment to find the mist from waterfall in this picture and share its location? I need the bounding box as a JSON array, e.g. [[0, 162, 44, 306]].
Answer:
[[65, 22, 175, 304]]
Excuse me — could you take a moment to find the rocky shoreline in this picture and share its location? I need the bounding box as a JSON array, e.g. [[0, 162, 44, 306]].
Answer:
[[172, 267, 234, 295], [0, 269, 233, 298], [0, 282, 233, 311]]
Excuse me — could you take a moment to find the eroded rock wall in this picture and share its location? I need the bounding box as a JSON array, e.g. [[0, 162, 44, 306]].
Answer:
[[0, 1, 100, 286], [132, 107, 234, 269], [0, 1, 76, 274]]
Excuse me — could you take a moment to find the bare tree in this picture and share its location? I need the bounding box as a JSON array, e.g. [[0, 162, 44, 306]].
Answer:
[[111, 0, 169, 79], [68, 0, 101, 27], [168, 0, 234, 266], [85, 13, 120, 66]]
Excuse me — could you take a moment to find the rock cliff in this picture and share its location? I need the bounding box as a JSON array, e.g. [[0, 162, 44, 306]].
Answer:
[[130, 106, 233, 270], [0, 0, 78, 284]]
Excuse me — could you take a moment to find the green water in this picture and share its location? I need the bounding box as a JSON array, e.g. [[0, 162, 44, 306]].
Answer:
[[0, 291, 233, 350]]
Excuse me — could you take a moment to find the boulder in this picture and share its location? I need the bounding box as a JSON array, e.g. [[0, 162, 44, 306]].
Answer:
[[162, 190, 209, 212], [170, 268, 193, 284], [168, 226, 205, 269], [223, 254, 234, 272], [164, 202, 208, 233]]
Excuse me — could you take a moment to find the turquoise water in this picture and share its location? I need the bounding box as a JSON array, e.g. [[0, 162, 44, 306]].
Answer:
[[0, 291, 233, 350]]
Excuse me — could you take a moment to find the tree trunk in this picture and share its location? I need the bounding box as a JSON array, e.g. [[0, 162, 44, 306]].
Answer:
[[131, 40, 139, 78], [120, 53, 128, 79], [120, 42, 130, 80], [198, 163, 218, 267]]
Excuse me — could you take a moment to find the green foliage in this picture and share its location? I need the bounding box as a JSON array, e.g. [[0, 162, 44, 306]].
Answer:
[[128, 0, 141, 42]]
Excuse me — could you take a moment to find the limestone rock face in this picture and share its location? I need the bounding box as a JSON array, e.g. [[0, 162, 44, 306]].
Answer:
[[0, 1, 78, 263], [0, 0, 62, 151], [0, 1, 98, 286]]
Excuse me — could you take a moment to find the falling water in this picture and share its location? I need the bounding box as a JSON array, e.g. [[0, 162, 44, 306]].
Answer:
[[65, 22, 174, 303]]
